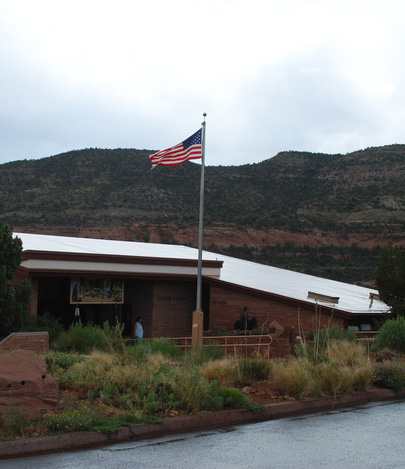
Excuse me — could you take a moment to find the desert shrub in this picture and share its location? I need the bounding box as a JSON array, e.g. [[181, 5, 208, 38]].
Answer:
[[149, 338, 182, 358], [45, 352, 84, 377], [46, 408, 97, 433], [373, 317, 405, 355], [307, 325, 356, 354], [214, 387, 249, 408], [185, 343, 225, 365], [350, 363, 374, 391], [45, 405, 148, 434], [7, 408, 31, 437], [312, 362, 372, 395], [57, 351, 117, 392], [0, 409, 46, 439], [199, 358, 238, 385], [294, 342, 318, 362], [53, 323, 108, 353], [311, 341, 372, 395], [52, 321, 125, 354], [22, 313, 64, 343], [373, 361, 405, 390], [164, 364, 212, 414], [326, 341, 368, 367], [296, 333, 364, 365], [101, 321, 126, 350], [272, 359, 312, 399], [236, 357, 272, 386], [313, 362, 343, 395]]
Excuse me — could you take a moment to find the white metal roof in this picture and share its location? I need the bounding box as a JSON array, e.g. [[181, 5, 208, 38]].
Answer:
[[15, 232, 389, 315]]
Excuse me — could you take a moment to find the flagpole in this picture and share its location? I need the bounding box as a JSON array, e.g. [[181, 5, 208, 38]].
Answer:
[[196, 113, 207, 311]]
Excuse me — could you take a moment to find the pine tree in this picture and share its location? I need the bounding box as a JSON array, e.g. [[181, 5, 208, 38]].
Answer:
[[376, 243, 405, 316], [0, 223, 31, 338]]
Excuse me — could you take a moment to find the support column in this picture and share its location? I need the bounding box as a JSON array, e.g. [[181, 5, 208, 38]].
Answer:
[[192, 308, 204, 347]]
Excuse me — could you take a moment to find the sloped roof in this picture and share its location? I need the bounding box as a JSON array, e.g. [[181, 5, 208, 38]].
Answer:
[[15, 232, 389, 316]]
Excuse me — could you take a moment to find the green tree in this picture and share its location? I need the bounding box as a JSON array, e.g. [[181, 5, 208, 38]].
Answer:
[[0, 223, 31, 339], [376, 243, 405, 316]]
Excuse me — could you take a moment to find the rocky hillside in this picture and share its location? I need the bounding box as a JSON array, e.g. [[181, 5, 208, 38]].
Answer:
[[1, 144, 404, 285]]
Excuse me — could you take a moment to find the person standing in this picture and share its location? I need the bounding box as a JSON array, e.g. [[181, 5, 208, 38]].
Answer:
[[134, 317, 144, 342]]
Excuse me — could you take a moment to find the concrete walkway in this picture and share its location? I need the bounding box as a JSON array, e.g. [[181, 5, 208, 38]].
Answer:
[[1, 388, 405, 460]]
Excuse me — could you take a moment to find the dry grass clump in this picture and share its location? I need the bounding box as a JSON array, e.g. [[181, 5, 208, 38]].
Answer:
[[312, 361, 373, 395], [236, 357, 272, 386], [272, 359, 312, 399], [326, 341, 369, 367], [271, 341, 373, 399], [199, 357, 238, 385], [199, 356, 272, 387], [310, 341, 373, 395]]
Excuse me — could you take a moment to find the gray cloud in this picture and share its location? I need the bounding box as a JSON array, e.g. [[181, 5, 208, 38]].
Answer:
[[1, 0, 404, 166]]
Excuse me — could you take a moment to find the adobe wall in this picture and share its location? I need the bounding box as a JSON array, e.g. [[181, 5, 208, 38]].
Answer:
[[208, 283, 344, 337], [0, 332, 49, 354]]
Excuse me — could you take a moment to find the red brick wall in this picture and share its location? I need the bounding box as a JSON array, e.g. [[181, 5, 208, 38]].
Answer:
[[149, 281, 195, 337], [0, 332, 49, 354], [209, 284, 344, 337], [28, 277, 39, 317]]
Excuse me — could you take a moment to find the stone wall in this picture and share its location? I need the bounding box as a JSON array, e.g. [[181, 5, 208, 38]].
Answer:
[[0, 332, 49, 354]]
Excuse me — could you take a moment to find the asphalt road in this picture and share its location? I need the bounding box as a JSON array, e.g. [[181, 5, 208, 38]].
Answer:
[[3, 400, 405, 469]]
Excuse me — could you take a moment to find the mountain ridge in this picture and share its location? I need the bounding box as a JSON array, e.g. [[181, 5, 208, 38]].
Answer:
[[2, 144, 404, 285]]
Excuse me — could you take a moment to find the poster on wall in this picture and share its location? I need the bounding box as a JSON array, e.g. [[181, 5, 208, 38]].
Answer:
[[70, 278, 124, 304]]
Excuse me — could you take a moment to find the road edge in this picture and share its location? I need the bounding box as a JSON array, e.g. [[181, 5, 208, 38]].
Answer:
[[1, 388, 405, 460]]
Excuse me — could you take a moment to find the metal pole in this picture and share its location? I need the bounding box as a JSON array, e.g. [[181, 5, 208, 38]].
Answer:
[[196, 113, 207, 310]]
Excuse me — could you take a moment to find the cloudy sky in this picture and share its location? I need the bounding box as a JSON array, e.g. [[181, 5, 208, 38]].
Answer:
[[0, 0, 404, 166]]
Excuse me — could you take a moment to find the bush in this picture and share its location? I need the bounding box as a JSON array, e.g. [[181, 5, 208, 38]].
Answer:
[[199, 358, 238, 385], [149, 338, 182, 358], [373, 317, 405, 355], [296, 326, 357, 364], [272, 359, 312, 399], [312, 361, 372, 395], [53, 322, 123, 354], [0, 408, 46, 440], [373, 361, 405, 390], [311, 324, 356, 347], [236, 357, 272, 386], [214, 387, 249, 408], [21, 313, 64, 343], [327, 341, 368, 367], [45, 352, 84, 375], [185, 343, 225, 365]]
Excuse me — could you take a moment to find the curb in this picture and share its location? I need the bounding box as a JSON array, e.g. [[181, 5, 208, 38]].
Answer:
[[1, 388, 405, 460]]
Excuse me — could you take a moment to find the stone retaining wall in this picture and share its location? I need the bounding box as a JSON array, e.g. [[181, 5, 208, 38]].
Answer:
[[0, 332, 49, 354]]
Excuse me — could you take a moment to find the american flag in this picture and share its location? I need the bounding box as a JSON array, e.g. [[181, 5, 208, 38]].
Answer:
[[149, 129, 202, 168]]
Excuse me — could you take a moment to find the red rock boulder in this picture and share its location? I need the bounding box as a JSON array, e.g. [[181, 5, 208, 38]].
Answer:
[[0, 349, 60, 418]]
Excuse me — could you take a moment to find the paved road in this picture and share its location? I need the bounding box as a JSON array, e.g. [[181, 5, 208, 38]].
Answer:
[[3, 400, 405, 469]]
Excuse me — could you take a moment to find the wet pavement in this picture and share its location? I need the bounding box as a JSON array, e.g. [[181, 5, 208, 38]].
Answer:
[[2, 400, 405, 468]]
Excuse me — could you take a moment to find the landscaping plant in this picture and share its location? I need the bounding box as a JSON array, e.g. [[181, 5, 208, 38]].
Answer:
[[372, 316, 405, 355]]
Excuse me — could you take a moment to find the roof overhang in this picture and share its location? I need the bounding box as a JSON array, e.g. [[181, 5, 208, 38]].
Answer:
[[20, 250, 224, 279], [207, 277, 390, 318]]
